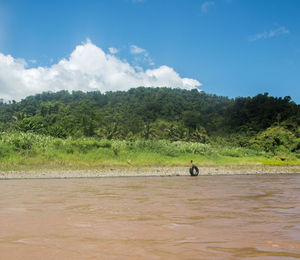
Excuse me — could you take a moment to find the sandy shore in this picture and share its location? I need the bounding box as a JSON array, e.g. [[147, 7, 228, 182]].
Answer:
[[0, 165, 299, 179]]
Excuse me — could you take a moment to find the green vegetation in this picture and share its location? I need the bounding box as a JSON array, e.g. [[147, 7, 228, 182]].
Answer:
[[0, 87, 299, 170], [0, 132, 299, 171]]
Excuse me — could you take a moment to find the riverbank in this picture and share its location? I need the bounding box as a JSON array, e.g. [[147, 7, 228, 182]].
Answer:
[[1, 165, 299, 179]]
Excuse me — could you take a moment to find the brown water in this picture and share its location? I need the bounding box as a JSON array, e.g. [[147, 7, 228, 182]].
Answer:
[[0, 174, 300, 260]]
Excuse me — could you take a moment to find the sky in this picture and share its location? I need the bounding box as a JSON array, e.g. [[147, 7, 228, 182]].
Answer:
[[0, 0, 299, 103]]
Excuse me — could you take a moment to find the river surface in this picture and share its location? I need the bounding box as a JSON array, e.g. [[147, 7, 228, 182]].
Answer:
[[0, 174, 300, 259]]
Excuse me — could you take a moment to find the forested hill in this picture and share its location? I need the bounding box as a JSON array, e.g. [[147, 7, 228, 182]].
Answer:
[[0, 87, 299, 142]]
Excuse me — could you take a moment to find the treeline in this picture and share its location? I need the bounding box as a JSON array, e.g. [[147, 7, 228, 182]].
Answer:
[[0, 87, 299, 154]]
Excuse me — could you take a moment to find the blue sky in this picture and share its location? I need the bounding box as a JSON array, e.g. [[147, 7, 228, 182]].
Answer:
[[0, 0, 299, 103]]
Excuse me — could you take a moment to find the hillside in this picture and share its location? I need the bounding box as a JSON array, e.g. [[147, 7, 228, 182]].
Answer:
[[0, 87, 299, 166]]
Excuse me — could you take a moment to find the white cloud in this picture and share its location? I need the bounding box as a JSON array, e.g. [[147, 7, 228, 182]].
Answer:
[[108, 47, 119, 54], [130, 44, 154, 66], [130, 45, 146, 54], [0, 40, 201, 101], [201, 1, 215, 13], [249, 26, 290, 42]]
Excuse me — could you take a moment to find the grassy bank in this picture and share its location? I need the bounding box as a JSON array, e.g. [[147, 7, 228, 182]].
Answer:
[[0, 132, 299, 171]]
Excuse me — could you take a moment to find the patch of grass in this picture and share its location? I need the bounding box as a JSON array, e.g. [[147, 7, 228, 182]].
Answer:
[[0, 131, 299, 171]]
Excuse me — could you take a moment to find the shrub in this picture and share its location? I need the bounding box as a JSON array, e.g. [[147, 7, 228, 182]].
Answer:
[[0, 143, 12, 159], [17, 117, 47, 134], [250, 126, 296, 154]]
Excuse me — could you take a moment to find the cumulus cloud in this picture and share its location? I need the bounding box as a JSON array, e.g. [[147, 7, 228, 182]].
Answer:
[[248, 26, 290, 42], [0, 40, 201, 101]]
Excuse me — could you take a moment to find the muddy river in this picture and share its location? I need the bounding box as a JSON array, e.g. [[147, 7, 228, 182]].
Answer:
[[0, 174, 300, 259]]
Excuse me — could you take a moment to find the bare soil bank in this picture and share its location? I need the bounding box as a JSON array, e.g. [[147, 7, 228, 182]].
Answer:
[[0, 165, 299, 179]]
